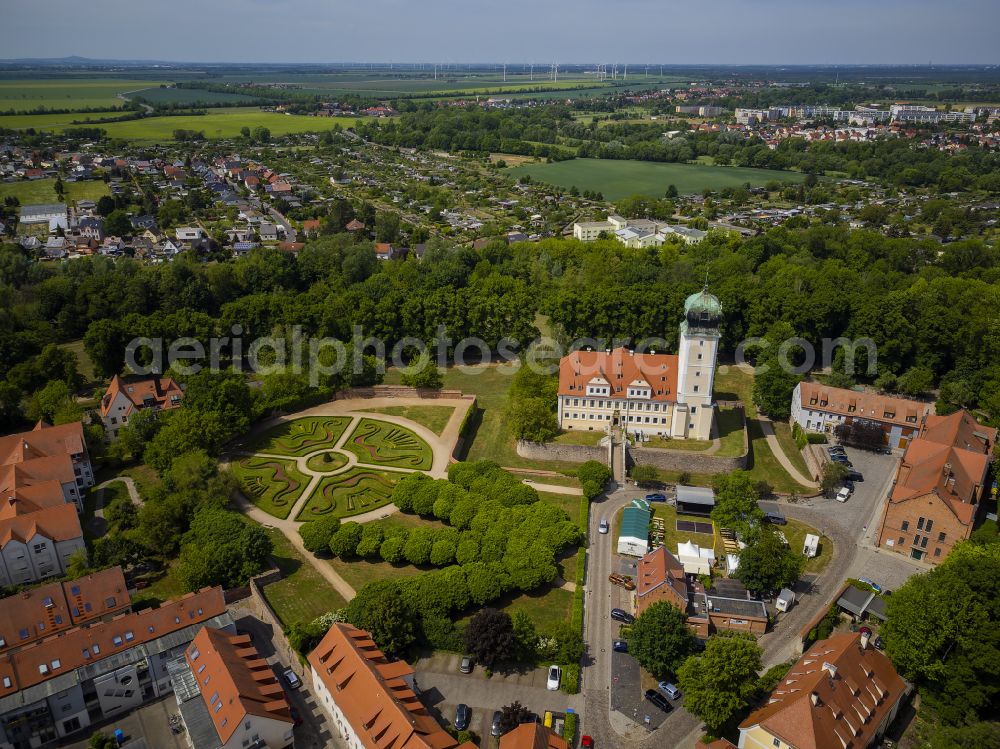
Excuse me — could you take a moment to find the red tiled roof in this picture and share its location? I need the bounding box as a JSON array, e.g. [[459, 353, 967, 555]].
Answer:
[[0, 587, 226, 699], [0, 503, 82, 546], [797, 382, 930, 429], [636, 546, 688, 606], [887, 410, 995, 526], [559, 347, 678, 402], [740, 632, 907, 749], [499, 723, 568, 749], [186, 627, 292, 744], [309, 623, 476, 749], [100, 375, 183, 419]]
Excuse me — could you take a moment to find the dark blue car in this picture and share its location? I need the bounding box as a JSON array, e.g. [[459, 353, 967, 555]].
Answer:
[[645, 493, 667, 502]]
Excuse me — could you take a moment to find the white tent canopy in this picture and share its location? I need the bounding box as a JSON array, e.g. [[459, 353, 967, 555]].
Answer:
[[676, 540, 715, 575]]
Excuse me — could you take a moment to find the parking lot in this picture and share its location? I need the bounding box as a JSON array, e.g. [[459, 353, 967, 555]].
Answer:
[[412, 652, 582, 747]]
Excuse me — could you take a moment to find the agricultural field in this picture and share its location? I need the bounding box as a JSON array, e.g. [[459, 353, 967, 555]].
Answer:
[[6, 107, 360, 143], [0, 78, 161, 112], [231, 456, 311, 519], [0, 110, 124, 129], [343, 418, 433, 470], [244, 416, 352, 457], [128, 86, 258, 105], [507, 158, 805, 199], [296, 468, 398, 520], [0, 178, 110, 206]]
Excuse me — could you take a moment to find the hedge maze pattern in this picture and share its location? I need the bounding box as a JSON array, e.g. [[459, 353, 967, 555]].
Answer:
[[296, 468, 398, 520], [245, 417, 351, 457], [345, 418, 433, 470], [234, 456, 310, 519]]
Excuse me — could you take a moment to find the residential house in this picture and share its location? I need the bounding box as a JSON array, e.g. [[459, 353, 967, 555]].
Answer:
[[499, 723, 567, 749], [634, 546, 688, 616], [374, 243, 402, 260], [309, 623, 477, 749], [876, 410, 996, 564], [258, 223, 279, 242], [301, 219, 321, 236], [345, 219, 365, 232], [43, 237, 68, 259], [130, 215, 158, 233], [0, 567, 129, 656], [0, 587, 230, 747], [0, 421, 93, 511], [76, 217, 104, 242], [737, 631, 909, 749], [176, 227, 205, 242], [791, 382, 931, 450], [177, 627, 294, 749], [99, 374, 184, 440]]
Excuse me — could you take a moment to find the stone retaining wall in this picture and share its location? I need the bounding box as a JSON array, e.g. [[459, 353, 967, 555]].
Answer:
[[516, 440, 610, 464], [628, 444, 749, 475]]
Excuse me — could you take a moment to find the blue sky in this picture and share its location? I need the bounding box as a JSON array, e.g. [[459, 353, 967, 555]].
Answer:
[[4, 0, 998, 64]]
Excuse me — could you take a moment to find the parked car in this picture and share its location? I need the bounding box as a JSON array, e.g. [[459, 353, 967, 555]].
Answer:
[[520, 712, 540, 725], [611, 608, 635, 624], [454, 704, 471, 731], [282, 669, 302, 690], [858, 577, 882, 593], [613, 640, 629, 653], [831, 454, 851, 465], [581, 737, 595, 748], [491, 710, 503, 737], [658, 682, 682, 700], [645, 493, 667, 502], [608, 573, 636, 591], [546, 664, 562, 691], [598, 519, 610, 534], [827, 445, 846, 454], [645, 689, 673, 712], [459, 656, 474, 674], [873, 636, 886, 650], [846, 470, 864, 482], [763, 511, 787, 525], [842, 480, 855, 493], [836, 487, 851, 503]]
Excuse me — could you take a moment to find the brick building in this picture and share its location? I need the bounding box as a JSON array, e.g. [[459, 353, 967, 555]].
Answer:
[[876, 409, 996, 564]]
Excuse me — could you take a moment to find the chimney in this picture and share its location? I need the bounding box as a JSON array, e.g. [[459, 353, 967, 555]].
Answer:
[[823, 662, 838, 678], [810, 692, 821, 706], [943, 462, 952, 477], [860, 631, 870, 651]]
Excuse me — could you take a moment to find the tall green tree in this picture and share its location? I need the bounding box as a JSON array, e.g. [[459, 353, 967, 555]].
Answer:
[[711, 471, 763, 533], [735, 527, 805, 595], [345, 580, 415, 657], [677, 634, 763, 735], [627, 602, 697, 679]]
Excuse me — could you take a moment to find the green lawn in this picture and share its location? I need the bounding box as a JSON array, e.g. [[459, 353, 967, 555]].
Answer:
[[295, 468, 398, 520], [15, 107, 360, 142], [131, 560, 187, 609], [232, 456, 311, 519], [0, 78, 161, 112], [244, 417, 352, 457], [343, 418, 433, 470], [58, 339, 97, 383], [716, 408, 747, 458], [507, 158, 805, 200], [0, 110, 124, 129], [644, 436, 713, 451], [537, 490, 583, 526], [456, 585, 574, 637], [304, 451, 349, 473], [713, 367, 812, 494], [363, 405, 455, 436], [553, 430, 606, 446], [328, 555, 425, 592], [783, 518, 832, 573], [772, 421, 813, 479], [0, 178, 109, 206], [650, 505, 720, 558], [382, 365, 581, 474], [262, 528, 348, 626]]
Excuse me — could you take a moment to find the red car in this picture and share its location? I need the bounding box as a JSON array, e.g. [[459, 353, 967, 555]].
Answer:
[[581, 736, 594, 748]]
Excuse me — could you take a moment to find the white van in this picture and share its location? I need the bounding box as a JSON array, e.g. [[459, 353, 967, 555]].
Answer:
[[836, 487, 851, 503]]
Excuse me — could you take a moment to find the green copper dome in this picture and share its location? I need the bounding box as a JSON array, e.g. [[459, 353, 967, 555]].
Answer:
[[681, 286, 723, 335], [684, 287, 723, 317]]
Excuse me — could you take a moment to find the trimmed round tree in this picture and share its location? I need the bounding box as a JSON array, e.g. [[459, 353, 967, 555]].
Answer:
[[299, 515, 340, 554], [627, 601, 697, 679]]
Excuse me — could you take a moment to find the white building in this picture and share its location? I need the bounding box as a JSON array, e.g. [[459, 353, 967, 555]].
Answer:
[[556, 288, 722, 441], [572, 215, 706, 246], [617, 506, 651, 557]]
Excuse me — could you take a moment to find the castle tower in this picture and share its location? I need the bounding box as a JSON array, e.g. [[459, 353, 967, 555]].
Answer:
[[671, 286, 722, 440]]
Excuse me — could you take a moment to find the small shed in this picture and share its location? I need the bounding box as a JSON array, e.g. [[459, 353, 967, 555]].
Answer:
[[803, 533, 820, 558], [676, 485, 715, 515], [677, 540, 715, 576], [776, 588, 796, 612], [836, 585, 887, 621], [617, 507, 651, 557]]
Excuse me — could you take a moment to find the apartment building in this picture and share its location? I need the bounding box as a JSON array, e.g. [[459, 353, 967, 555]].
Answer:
[[557, 288, 721, 441], [309, 623, 476, 749], [572, 215, 707, 246], [876, 409, 996, 564], [790, 382, 931, 451], [99, 374, 184, 440], [176, 627, 294, 749], [738, 631, 909, 749], [0, 587, 230, 749]]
